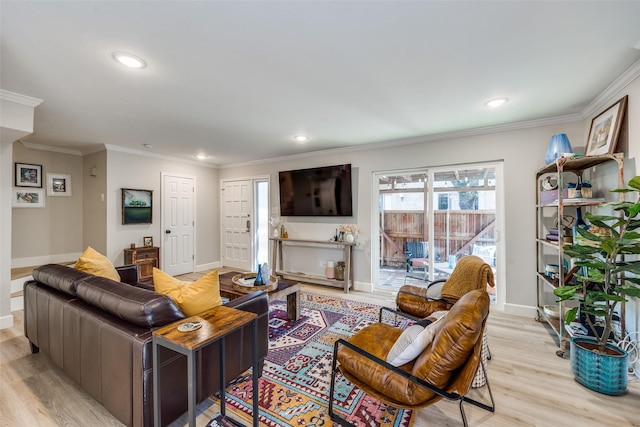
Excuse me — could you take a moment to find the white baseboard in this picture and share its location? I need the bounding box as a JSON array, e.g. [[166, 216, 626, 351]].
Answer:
[[12, 252, 81, 269], [0, 314, 14, 330], [11, 296, 23, 312], [11, 276, 32, 294], [503, 303, 538, 318], [196, 261, 221, 272]]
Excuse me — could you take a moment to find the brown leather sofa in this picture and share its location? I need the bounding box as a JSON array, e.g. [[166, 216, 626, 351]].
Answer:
[[23, 264, 269, 427]]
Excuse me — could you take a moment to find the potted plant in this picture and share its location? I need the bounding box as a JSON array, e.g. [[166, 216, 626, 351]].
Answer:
[[554, 176, 640, 395]]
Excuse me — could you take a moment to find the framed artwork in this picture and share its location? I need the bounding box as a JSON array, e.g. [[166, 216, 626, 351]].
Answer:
[[47, 173, 72, 196], [122, 188, 153, 224], [15, 163, 43, 188], [143, 236, 154, 247], [12, 189, 45, 208], [585, 95, 628, 156]]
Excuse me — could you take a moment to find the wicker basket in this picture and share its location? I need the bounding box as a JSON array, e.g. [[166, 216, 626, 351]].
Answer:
[[232, 272, 278, 293]]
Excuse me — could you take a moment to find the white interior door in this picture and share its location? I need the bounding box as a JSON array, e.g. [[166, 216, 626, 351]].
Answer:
[[162, 173, 195, 276], [221, 179, 252, 271]]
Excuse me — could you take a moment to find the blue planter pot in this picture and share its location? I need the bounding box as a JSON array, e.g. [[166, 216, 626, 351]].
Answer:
[[570, 336, 628, 396]]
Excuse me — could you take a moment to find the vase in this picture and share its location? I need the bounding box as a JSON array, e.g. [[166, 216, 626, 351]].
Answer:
[[570, 336, 628, 396], [545, 133, 573, 165], [345, 232, 355, 243]]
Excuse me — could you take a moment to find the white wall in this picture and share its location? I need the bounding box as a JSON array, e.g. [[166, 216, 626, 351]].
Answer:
[[105, 149, 219, 269]]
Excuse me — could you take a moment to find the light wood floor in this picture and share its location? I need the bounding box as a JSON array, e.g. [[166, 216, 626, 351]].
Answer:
[[2, 280, 639, 427]]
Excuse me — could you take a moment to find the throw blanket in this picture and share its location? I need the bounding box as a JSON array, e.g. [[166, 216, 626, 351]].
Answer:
[[441, 255, 494, 303]]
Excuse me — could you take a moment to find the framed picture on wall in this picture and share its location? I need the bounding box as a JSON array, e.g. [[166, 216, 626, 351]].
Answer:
[[12, 189, 45, 208], [47, 173, 72, 196], [15, 163, 43, 188], [585, 95, 628, 156], [122, 188, 153, 224]]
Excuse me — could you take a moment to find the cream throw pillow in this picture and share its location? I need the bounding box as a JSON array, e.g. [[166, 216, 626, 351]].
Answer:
[[153, 268, 222, 317], [74, 246, 121, 282], [386, 311, 448, 367]]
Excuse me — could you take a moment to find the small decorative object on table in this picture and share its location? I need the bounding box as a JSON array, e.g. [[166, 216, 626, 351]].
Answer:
[[232, 272, 278, 293]]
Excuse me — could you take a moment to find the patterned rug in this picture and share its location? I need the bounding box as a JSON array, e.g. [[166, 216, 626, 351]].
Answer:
[[213, 292, 414, 427]]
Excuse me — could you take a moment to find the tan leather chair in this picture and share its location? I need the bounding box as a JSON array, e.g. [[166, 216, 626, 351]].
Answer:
[[396, 255, 495, 319], [329, 289, 494, 427]]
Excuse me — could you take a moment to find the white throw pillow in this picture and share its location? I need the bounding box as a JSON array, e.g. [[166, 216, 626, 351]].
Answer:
[[386, 312, 448, 367]]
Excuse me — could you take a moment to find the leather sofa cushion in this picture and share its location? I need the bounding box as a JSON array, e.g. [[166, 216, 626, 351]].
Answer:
[[76, 276, 185, 328], [32, 264, 94, 295]]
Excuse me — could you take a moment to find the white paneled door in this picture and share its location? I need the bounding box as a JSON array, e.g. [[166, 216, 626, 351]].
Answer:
[[162, 174, 195, 276], [221, 179, 252, 271]]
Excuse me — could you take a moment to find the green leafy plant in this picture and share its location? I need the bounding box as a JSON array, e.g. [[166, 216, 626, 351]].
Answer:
[[554, 176, 640, 353]]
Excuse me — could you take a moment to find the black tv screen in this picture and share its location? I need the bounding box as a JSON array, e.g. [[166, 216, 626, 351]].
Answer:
[[279, 164, 353, 216]]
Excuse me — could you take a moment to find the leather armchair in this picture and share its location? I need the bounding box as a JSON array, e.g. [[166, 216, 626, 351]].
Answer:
[[329, 289, 494, 427]]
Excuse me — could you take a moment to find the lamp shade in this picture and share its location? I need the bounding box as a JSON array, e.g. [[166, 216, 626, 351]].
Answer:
[[545, 133, 573, 165]]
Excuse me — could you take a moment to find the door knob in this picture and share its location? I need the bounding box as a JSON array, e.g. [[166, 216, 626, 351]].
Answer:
[[165, 230, 171, 234]]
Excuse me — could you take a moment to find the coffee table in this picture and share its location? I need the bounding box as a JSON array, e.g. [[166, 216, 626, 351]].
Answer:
[[218, 272, 301, 321]]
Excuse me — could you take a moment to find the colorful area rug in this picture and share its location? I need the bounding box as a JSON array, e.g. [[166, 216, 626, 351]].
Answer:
[[213, 292, 414, 427]]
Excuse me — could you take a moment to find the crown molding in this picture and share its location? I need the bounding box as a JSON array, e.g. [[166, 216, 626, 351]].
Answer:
[[0, 89, 43, 107], [21, 141, 82, 156], [104, 144, 218, 169], [580, 58, 640, 119], [221, 112, 583, 169]]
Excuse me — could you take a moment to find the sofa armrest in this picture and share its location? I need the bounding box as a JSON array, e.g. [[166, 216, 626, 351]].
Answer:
[[116, 264, 139, 284], [116, 264, 155, 290]]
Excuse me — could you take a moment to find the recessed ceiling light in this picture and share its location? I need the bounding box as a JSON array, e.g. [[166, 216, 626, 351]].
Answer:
[[294, 135, 309, 142], [196, 154, 208, 160], [112, 52, 147, 69], [484, 98, 508, 108]]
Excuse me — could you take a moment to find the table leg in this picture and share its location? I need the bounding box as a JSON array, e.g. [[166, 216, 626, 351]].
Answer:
[[252, 319, 259, 427], [220, 338, 226, 417], [187, 351, 196, 427], [153, 341, 161, 427], [286, 291, 300, 321]]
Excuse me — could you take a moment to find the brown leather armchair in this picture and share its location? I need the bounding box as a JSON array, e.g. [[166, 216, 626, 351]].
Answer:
[[329, 289, 494, 427]]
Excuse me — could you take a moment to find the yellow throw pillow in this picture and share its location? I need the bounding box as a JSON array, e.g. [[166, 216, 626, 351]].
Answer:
[[74, 246, 121, 282], [153, 268, 222, 317]]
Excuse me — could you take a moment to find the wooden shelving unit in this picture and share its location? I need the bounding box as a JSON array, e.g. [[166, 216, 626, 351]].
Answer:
[[535, 153, 624, 356], [269, 237, 355, 293]]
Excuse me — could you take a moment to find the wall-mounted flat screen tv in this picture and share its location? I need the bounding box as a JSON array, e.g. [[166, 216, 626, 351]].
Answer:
[[279, 164, 353, 216]]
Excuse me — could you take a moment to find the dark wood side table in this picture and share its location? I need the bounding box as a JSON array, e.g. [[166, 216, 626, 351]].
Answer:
[[152, 305, 259, 427], [124, 246, 159, 284]]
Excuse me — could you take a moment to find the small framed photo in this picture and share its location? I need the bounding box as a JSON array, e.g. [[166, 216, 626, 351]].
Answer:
[[12, 189, 45, 208], [585, 95, 628, 156], [143, 236, 153, 247], [47, 173, 72, 196], [15, 163, 43, 188]]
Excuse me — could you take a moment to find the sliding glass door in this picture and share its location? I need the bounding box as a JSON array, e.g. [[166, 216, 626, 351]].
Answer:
[[375, 162, 501, 304]]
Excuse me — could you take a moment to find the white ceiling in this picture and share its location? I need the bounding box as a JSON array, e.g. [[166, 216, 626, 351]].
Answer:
[[2, 1, 640, 166]]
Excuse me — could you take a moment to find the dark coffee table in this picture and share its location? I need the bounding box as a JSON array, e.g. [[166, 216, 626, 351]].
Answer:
[[218, 272, 301, 321]]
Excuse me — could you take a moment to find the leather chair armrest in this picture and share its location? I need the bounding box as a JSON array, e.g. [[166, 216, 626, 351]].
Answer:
[[116, 264, 139, 284], [116, 264, 154, 290]]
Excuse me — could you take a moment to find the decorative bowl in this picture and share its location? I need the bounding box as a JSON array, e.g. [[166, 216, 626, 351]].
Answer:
[[232, 272, 278, 293]]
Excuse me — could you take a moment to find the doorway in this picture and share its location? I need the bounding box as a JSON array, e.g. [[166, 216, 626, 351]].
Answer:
[[161, 173, 195, 276], [374, 162, 502, 305], [221, 177, 270, 271]]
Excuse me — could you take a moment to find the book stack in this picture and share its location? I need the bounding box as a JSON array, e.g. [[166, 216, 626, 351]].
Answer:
[[546, 228, 560, 242]]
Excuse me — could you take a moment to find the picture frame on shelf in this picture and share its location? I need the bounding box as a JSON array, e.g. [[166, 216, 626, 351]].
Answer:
[[15, 163, 43, 188], [46, 173, 72, 196], [143, 236, 153, 247], [122, 188, 153, 224], [12, 189, 45, 208], [585, 95, 628, 156]]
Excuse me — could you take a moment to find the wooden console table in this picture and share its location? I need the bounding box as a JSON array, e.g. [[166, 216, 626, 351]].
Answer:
[[152, 306, 259, 427], [269, 237, 355, 293]]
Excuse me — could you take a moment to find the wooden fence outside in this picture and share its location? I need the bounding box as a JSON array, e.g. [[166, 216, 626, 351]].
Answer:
[[380, 210, 496, 267]]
